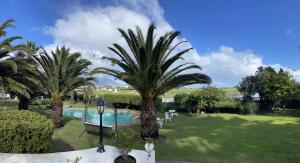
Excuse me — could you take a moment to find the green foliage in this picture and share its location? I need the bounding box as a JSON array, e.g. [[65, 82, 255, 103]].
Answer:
[[101, 93, 162, 110], [30, 99, 51, 105], [0, 100, 18, 107], [0, 110, 54, 153], [0, 19, 32, 98], [34, 47, 95, 101], [174, 93, 189, 106], [238, 66, 296, 110], [95, 24, 211, 99], [237, 76, 257, 101], [113, 128, 139, 158], [243, 102, 260, 115], [195, 86, 225, 111], [34, 47, 95, 127], [184, 94, 199, 113], [174, 88, 241, 113], [215, 100, 243, 113], [103, 93, 141, 105]]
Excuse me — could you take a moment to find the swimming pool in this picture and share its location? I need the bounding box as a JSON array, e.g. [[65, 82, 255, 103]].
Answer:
[[63, 109, 134, 126]]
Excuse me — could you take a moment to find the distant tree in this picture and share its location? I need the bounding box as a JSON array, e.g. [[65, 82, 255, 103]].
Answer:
[[184, 94, 199, 115], [237, 76, 257, 101], [238, 66, 295, 111], [256, 67, 295, 110], [197, 86, 225, 112]]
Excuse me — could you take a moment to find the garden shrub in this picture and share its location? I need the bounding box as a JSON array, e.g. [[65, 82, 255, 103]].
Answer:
[[30, 99, 51, 105], [0, 110, 54, 153], [103, 94, 141, 105], [102, 94, 162, 110], [0, 100, 18, 108], [112, 128, 139, 158], [243, 102, 259, 115], [213, 100, 243, 113], [174, 93, 189, 112]]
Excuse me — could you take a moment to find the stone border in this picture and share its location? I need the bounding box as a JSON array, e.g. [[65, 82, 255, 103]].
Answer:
[[0, 146, 155, 163]]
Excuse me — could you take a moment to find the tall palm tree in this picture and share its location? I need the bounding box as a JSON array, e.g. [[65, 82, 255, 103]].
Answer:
[[95, 25, 211, 139], [11, 41, 42, 110], [34, 47, 94, 127], [0, 19, 30, 98]]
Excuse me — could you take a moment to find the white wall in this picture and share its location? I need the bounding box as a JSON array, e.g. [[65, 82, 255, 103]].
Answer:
[[0, 145, 155, 163]]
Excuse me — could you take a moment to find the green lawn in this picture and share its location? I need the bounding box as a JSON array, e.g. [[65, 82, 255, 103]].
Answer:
[[51, 112, 300, 162]]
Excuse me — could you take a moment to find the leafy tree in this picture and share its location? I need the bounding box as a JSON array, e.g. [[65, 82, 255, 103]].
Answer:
[[238, 66, 295, 111], [256, 66, 295, 110], [196, 86, 225, 112], [237, 76, 257, 101], [95, 25, 211, 139], [34, 47, 94, 127], [0, 19, 31, 98], [184, 94, 199, 115]]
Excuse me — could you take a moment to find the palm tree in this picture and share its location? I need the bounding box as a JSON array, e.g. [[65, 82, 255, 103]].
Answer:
[[34, 47, 94, 127], [10, 41, 42, 110], [95, 25, 211, 139], [0, 19, 30, 98]]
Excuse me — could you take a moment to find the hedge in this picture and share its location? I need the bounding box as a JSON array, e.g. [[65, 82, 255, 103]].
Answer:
[[0, 110, 54, 153], [103, 94, 141, 105], [212, 100, 243, 113], [102, 94, 162, 110], [0, 100, 18, 107], [30, 99, 51, 105], [174, 93, 242, 113]]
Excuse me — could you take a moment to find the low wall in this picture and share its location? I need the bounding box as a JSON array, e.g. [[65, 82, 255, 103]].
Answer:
[[0, 145, 155, 163]]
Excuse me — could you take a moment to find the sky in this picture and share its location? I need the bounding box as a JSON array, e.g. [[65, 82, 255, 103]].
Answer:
[[1, 0, 300, 87]]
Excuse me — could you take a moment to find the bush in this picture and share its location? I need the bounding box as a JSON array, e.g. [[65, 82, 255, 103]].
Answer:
[[243, 102, 259, 115], [113, 128, 139, 159], [30, 99, 51, 105], [212, 100, 243, 113], [102, 94, 162, 110], [0, 100, 18, 108], [103, 94, 141, 105], [0, 110, 54, 153], [174, 93, 189, 112]]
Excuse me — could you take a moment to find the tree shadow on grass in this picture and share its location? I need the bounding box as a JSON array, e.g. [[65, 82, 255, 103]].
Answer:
[[156, 114, 300, 163], [49, 139, 74, 152]]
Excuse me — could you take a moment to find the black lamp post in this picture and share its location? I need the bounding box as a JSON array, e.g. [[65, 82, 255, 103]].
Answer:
[[97, 98, 105, 153]]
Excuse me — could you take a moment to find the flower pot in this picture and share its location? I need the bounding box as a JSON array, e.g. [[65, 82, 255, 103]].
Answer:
[[114, 155, 136, 163], [145, 142, 154, 154]]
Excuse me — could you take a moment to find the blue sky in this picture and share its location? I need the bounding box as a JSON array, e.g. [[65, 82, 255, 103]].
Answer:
[[1, 0, 300, 86]]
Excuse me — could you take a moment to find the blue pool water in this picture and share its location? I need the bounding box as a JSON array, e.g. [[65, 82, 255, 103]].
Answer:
[[63, 109, 133, 126]]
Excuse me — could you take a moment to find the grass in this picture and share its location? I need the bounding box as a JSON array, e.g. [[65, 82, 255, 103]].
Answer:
[[155, 114, 300, 162], [3, 98, 300, 162], [49, 111, 300, 162]]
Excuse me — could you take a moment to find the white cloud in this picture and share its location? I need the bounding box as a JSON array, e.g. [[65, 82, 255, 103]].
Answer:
[[190, 46, 263, 86], [43, 0, 300, 87]]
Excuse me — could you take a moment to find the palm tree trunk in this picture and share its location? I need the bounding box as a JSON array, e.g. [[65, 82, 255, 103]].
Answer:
[[18, 96, 29, 110], [140, 98, 159, 139], [51, 99, 63, 128]]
